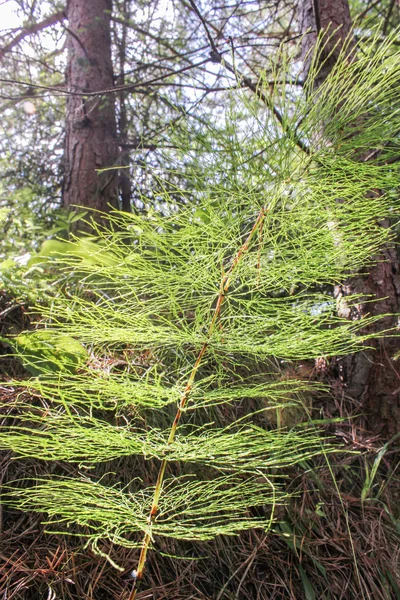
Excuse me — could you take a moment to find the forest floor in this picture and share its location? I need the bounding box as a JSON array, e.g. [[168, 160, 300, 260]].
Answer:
[[1, 291, 399, 600]]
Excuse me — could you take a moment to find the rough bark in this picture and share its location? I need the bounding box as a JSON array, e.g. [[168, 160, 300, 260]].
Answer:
[[63, 0, 118, 216], [298, 0, 400, 434], [335, 236, 400, 434], [299, 0, 354, 86]]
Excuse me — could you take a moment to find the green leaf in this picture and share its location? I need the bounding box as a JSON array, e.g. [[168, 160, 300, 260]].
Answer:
[[14, 331, 87, 375], [299, 565, 316, 600], [385, 570, 400, 599], [72, 239, 119, 266], [37, 239, 74, 259], [69, 210, 89, 223], [0, 258, 16, 270]]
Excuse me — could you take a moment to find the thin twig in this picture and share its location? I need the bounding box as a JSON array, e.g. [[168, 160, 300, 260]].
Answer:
[[353, 0, 382, 25], [0, 303, 24, 320], [383, 0, 396, 36], [313, 0, 321, 34], [0, 59, 210, 98], [0, 11, 65, 59], [184, 0, 312, 156]]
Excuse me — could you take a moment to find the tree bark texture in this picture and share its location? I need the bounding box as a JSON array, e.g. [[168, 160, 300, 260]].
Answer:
[[63, 0, 119, 215], [335, 236, 400, 434], [299, 0, 353, 86], [298, 0, 400, 434]]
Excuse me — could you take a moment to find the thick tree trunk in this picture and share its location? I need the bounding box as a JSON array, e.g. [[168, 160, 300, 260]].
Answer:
[[63, 0, 118, 215], [298, 0, 400, 434], [335, 239, 400, 434]]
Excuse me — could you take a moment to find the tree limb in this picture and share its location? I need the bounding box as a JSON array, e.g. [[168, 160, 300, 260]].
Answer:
[[0, 11, 66, 60]]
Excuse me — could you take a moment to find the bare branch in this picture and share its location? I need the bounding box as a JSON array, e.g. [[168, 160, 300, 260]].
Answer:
[[183, 0, 311, 156], [0, 11, 66, 60], [0, 58, 210, 97]]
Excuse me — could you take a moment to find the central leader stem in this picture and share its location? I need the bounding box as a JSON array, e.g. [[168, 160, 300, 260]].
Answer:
[[128, 207, 266, 600]]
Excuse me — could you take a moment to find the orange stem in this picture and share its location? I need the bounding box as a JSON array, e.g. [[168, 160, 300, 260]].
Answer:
[[128, 207, 266, 600]]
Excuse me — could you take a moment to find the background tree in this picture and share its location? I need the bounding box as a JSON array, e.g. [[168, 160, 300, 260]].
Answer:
[[63, 0, 119, 213], [0, 0, 295, 218], [298, 0, 400, 433]]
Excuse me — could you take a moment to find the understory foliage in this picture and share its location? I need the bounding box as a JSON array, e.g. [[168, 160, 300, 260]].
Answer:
[[1, 33, 400, 588]]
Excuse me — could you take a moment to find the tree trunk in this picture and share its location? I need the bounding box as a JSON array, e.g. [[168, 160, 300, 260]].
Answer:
[[335, 239, 400, 434], [63, 0, 119, 216], [299, 0, 354, 86], [298, 0, 400, 435]]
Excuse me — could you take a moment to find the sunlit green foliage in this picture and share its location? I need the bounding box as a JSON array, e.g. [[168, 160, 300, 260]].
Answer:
[[1, 32, 400, 569]]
